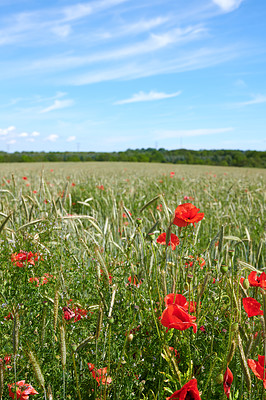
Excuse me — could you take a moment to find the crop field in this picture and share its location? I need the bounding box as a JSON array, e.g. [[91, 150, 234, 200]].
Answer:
[[0, 162, 265, 400]]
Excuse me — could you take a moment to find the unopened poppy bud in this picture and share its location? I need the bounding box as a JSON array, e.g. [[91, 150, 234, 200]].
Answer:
[[108, 317, 114, 325], [136, 218, 142, 226], [231, 322, 238, 332], [216, 373, 224, 384], [147, 233, 155, 241], [243, 278, 249, 290], [127, 333, 134, 342], [221, 265, 228, 274]]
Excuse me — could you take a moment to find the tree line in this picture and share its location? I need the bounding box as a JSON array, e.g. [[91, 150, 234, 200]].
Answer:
[[0, 148, 265, 168]]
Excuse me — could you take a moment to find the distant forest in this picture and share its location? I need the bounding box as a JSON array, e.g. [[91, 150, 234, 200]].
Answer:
[[0, 149, 265, 168]]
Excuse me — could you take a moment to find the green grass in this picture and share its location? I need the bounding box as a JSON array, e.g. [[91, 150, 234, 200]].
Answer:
[[0, 162, 265, 400]]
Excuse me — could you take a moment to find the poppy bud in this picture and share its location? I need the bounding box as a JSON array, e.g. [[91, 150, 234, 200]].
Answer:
[[221, 265, 228, 274], [127, 333, 134, 342], [136, 218, 142, 226], [216, 373, 224, 384], [243, 278, 249, 290], [231, 322, 238, 332], [147, 233, 155, 241], [108, 317, 114, 325]]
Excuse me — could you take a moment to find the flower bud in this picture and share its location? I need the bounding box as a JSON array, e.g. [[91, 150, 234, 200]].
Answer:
[[243, 278, 249, 290], [231, 322, 238, 332], [136, 218, 142, 226], [221, 265, 228, 274], [216, 373, 224, 384], [127, 333, 134, 342]]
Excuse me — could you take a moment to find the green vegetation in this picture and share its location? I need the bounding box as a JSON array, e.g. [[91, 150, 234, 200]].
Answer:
[[0, 148, 265, 167], [0, 162, 265, 399]]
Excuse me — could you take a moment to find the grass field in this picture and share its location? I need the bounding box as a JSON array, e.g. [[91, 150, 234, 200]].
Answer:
[[0, 162, 265, 400]]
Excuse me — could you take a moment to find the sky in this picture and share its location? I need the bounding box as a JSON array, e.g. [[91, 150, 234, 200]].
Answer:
[[0, 0, 266, 152]]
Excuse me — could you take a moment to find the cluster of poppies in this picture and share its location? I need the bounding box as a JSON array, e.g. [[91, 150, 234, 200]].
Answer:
[[11, 251, 40, 268], [88, 363, 112, 386], [157, 203, 204, 250], [240, 271, 266, 389], [63, 301, 88, 323]]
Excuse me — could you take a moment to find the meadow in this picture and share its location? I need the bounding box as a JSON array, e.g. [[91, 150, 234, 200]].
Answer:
[[0, 162, 265, 400]]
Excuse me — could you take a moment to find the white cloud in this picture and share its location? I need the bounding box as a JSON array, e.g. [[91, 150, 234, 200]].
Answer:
[[19, 132, 28, 137], [235, 94, 266, 107], [66, 136, 76, 142], [155, 127, 234, 139], [0, 126, 16, 136], [212, 0, 243, 12], [40, 99, 74, 113], [7, 139, 16, 144], [32, 131, 40, 137], [115, 90, 181, 105], [45, 134, 59, 142]]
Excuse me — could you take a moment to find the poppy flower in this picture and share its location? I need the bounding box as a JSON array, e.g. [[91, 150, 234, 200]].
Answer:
[[248, 271, 266, 289], [156, 233, 180, 250], [97, 185, 104, 190], [160, 304, 197, 333], [22, 177, 27, 180], [242, 297, 263, 318], [29, 277, 40, 287], [185, 256, 205, 270], [164, 293, 196, 313], [223, 367, 233, 399], [63, 307, 75, 321], [127, 276, 142, 288], [157, 204, 163, 212], [248, 355, 266, 388], [173, 203, 204, 228], [8, 380, 38, 400], [167, 378, 201, 399], [88, 363, 112, 386], [170, 172, 175, 177]]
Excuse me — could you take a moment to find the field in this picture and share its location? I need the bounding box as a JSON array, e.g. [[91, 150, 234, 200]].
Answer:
[[0, 162, 265, 400]]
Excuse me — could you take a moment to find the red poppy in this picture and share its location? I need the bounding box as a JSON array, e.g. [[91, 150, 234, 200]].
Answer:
[[22, 177, 27, 180], [127, 276, 142, 288], [164, 293, 196, 313], [160, 304, 197, 333], [173, 203, 204, 227], [88, 363, 112, 386], [156, 232, 180, 250], [170, 172, 175, 177], [183, 196, 194, 201], [4, 312, 13, 320], [71, 183, 75, 187], [167, 378, 201, 399], [242, 297, 263, 318], [97, 185, 104, 190], [248, 355, 266, 388], [168, 347, 180, 362], [185, 256, 205, 270], [63, 307, 75, 321], [29, 277, 40, 287], [223, 367, 233, 399], [248, 271, 266, 289], [8, 381, 38, 400], [156, 204, 163, 212]]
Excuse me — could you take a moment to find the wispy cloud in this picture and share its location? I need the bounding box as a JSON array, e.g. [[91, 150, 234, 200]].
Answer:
[[234, 94, 266, 107], [115, 90, 181, 105], [212, 0, 243, 12], [45, 134, 59, 142], [19, 132, 28, 137], [70, 45, 238, 85], [32, 131, 40, 137], [66, 136, 76, 142], [40, 99, 74, 113], [155, 127, 234, 139]]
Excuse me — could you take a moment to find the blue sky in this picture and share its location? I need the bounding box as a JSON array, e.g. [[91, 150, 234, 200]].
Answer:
[[0, 0, 265, 152]]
